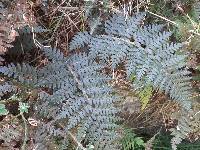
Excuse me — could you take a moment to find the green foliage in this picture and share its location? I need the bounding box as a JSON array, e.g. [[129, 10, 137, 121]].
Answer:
[[148, 0, 195, 20], [153, 133, 200, 150], [0, 104, 9, 116], [137, 85, 153, 110], [18, 102, 29, 114], [121, 128, 145, 150], [173, 3, 200, 53], [130, 75, 153, 110]]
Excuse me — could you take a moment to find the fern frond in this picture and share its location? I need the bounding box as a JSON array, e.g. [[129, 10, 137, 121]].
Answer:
[[137, 85, 153, 110], [89, 35, 135, 68], [0, 82, 17, 97], [33, 47, 121, 149], [73, 13, 193, 110], [20, 26, 48, 34], [37, 64, 73, 89], [121, 128, 144, 150], [40, 46, 65, 62], [65, 54, 120, 146], [170, 114, 192, 150], [69, 31, 92, 51], [105, 12, 146, 38], [0, 63, 38, 85]]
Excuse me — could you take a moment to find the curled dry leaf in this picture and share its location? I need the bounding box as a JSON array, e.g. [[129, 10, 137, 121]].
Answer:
[[28, 118, 40, 127]]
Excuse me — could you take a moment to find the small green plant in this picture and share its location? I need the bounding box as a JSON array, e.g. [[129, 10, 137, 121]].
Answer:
[[130, 75, 153, 110], [18, 102, 29, 114], [121, 128, 145, 150], [0, 104, 9, 116]]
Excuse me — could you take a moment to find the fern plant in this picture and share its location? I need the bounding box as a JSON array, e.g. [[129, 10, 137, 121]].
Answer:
[[70, 12, 193, 110], [121, 128, 145, 150], [170, 113, 192, 150], [0, 44, 121, 149], [0, 12, 194, 149]]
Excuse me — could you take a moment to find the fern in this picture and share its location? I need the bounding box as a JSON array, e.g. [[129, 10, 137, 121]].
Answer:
[[137, 85, 153, 110], [170, 112, 193, 150], [0, 82, 17, 97], [0, 115, 23, 148], [105, 13, 146, 38], [121, 128, 145, 150], [20, 25, 48, 34], [70, 31, 92, 50], [0, 63, 38, 85], [71, 12, 193, 110], [0, 44, 121, 149], [0, 12, 194, 149]]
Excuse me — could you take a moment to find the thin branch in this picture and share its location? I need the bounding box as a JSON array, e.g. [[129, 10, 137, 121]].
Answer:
[[147, 10, 200, 37], [136, 0, 139, 13], [146, 10, 178, 26], [21, 113, 28, 150], [58, 6, 79, 11], [0, 98, 18, 104]]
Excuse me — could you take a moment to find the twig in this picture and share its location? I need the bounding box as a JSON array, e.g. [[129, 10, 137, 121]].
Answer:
[[21, 113, 28, 150], [146, 10, 178, 26], [194, 111, 200, 116], [64, 12, 80, 31], [147, 10, 200, 37], [0, 98, 18, 104], [50, 0, 67, 16], [58, 6, 79, 11]]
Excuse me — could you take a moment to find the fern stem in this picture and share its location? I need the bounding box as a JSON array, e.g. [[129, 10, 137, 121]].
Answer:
[[21, 113, 28, 150], [59, 123, 87, 150], [67, 64, 90, 100], [68, 131, 87, 150]]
